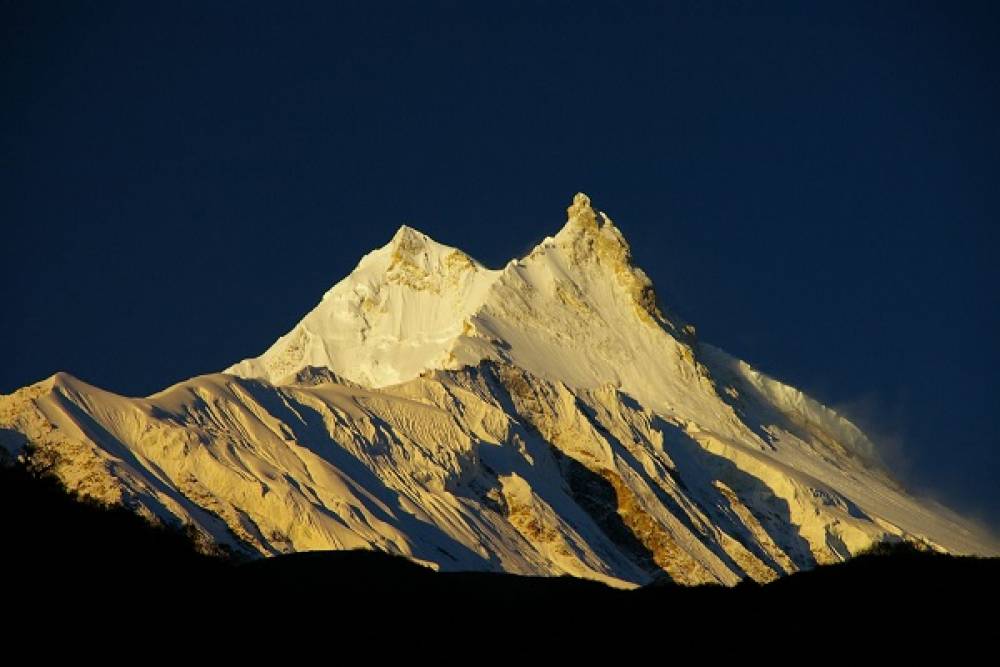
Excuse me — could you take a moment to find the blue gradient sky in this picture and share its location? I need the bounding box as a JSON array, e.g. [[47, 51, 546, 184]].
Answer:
[[2, 2, 998, 527]]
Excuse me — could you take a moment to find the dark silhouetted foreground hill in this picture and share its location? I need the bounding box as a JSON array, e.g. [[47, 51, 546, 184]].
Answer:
[[3, 460, 996, 622]]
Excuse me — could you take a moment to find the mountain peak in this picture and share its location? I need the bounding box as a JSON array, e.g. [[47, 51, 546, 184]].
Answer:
[[227, 194, 671, 388], [380, 223, 486, 290], [555, 193, 626, 251], [566, 192, 599, 232], [544, 193, 665, 326], [7, 194, 996, 596], [387, 223, 434, 254]]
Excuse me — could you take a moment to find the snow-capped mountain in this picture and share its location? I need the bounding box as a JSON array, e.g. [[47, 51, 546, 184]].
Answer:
[[2, 194, 994, 586]]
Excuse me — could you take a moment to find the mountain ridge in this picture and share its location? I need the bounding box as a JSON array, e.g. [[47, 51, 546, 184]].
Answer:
[[2, 193, 995, 588], [224, 193, 673, 390]]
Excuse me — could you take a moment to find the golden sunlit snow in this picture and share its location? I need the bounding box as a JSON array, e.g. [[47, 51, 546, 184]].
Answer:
[[2, 195, 994, 585]]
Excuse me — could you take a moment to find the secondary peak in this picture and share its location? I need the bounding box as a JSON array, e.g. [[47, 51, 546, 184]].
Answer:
[[390, 224, 430, 248]]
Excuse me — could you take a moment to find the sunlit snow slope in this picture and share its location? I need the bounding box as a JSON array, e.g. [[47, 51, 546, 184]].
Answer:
[[2, 194, 994, 586]]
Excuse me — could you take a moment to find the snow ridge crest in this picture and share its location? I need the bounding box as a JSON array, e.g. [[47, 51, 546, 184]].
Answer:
[[226, 193, 673, 388]]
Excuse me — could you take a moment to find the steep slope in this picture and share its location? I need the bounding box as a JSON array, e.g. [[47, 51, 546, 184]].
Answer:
[[2, 194, 995, 587], [226, 225, 500, 387]]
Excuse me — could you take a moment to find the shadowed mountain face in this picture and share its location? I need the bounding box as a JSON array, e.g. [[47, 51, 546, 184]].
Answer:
[[1, 195, 995, 588]]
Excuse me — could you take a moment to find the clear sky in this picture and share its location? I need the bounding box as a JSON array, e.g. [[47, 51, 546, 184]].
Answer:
[[2, 2, 997, 528]]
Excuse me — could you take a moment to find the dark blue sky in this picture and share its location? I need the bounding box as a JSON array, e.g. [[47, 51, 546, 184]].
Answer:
[[2, 2, 997, 527]]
